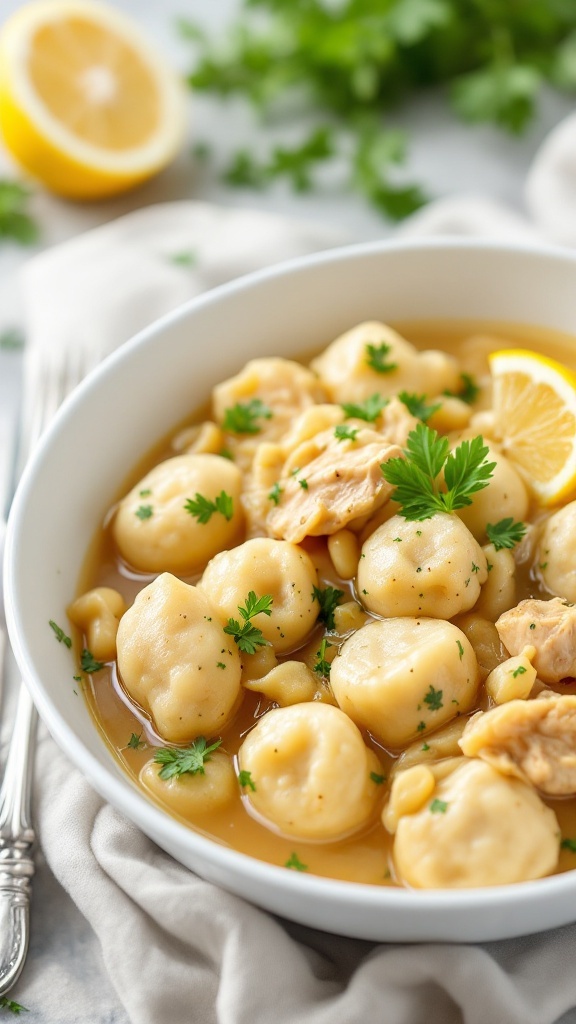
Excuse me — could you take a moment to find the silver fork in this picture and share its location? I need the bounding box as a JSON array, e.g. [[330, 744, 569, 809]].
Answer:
[[0, 342, 101, 997]]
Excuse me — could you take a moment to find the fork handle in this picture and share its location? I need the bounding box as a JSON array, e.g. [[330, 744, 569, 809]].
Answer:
[[0, 685, 37, 996]]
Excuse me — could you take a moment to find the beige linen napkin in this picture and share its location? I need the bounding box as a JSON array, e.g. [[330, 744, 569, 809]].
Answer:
[[14, 118, 576, 1022]]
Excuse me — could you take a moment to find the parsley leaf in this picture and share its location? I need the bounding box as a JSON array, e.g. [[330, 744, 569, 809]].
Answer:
[[80, 649, 105, 673], [313, 637, 333, 677], [0, 180, 39, 245], [222, 399, 272, 434], [224, 591, 273, 654], [154, 737, 222, 780], [397, 391, 441, 423], [365, 342, 398, 374], [135, 504, 153, 520], [184, 490, 234, 523], [430, 798, 448, 814], [0, 327, 24, 351], [334, 424, 359, 443], [238, 769, 256, 792], [561, 837, 576, 853], [285, 852, 308, 871], [443, 372, 480, 405], [486, 517, 527, 551], [0, 997, 28, 1015], [423, 685, 443, 711], [381, 423, 495, 521], [268, 481, 283, 505], [126, 732, 145, 750], [312, 585, 344, 631], [49, 619, 72, 648], [341, 393, 388, 423]]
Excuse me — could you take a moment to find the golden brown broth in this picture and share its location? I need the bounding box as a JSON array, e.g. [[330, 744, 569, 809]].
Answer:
[[75, 319, 576, 884]]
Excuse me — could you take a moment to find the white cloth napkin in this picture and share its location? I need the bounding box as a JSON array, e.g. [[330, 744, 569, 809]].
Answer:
[[12, 109, 576, 1024]]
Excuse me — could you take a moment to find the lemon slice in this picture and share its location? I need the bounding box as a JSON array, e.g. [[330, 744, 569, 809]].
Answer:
[[489, 348, 576, 505], [0, 0, 186, 199]]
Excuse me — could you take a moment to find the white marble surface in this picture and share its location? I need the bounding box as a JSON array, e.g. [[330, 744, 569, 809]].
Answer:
[[2, 1, 576, 1021]]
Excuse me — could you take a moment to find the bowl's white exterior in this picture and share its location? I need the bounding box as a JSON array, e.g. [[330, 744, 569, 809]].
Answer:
[[6, 238, 576, 942]]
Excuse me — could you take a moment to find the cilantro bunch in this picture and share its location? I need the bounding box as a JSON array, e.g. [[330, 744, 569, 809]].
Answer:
[[179, 0, 576, 220]]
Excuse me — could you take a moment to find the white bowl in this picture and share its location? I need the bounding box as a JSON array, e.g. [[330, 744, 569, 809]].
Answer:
[[6, 237, 576, 943]]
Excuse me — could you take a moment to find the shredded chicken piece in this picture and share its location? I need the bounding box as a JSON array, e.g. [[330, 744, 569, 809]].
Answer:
[[460, 693, 576, 795], [266, 426, 401, 543], [496, 597, 576, 683], [212, 358, 327, 470]]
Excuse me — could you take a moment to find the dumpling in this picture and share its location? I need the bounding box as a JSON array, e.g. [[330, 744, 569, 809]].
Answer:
[[310, 321, 460, 405], [456, 444, 529, 543], [357, 512, 488, 620], [330, 617, 479, 748], [113, 454, 243, 574], [537, 501, 576, 602], [140, 750, 237, 817], [116, 573, 242, 742], [198, 537, 318, 655], [391, 759, 560, 888], [237, 702, 383, 840]]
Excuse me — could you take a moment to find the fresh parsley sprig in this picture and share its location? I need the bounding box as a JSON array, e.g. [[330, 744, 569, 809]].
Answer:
[[486, 517, 527, 551], [312, 585, 344, 631], [397, 391, 441, 423], [365, 342, 398, 374], [313, 637, 333, 677], [0, 180, 39, 245], [154, 737, 222, 780], [222, 399, 272, 435], [341, 394, 388, 423], [184, 490, 234, 523], [381, 423, 495, 521], [224, 591, 273, 654]]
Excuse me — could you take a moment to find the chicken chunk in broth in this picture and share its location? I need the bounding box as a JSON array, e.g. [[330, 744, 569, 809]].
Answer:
[[67, 317, 576, 890]]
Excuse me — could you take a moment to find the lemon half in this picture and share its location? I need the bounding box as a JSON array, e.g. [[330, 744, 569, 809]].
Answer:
[[0, 0, 187, 199], [489, 348, 576, 505]]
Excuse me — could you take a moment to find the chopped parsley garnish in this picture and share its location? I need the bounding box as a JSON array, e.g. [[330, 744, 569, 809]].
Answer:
[[126, 732, 145, 750], [370, 771, 386, 784], [216, 661, 226, 669], [456, 640, 464, 660], [423, 685, 443, 711], [135, 504, 153, 520], [222, 398, 272, 434], [49, 620, 72, 648], [444, 372, 480, 405], [224, 591, 273, 654], [169, 250, 197, 267], [268, 481, 283, 505], [80, 649, 105, 673], [365, 341, 398, 374], [486, 517, 527, 551], [0, 327, 24, 351], [421, 742, 430, 752], [430, 798, 448, 814], [298, 477, 309, 490], [313, 637, 333, 677], [139, 488, 152, 497], [184, 490, 234, 523], [511, 665, 527, 678], [285, 852, 308, 871], [341, 393, 388, 423], [154, 737, 222, 779], [417, 720, 426, 732], [561, 838, 576, 853], [334, 423, 359, 442], [0, 179, 39, 245], [238, 769, 256, 791], [397, 391, 441, 423], [312, 585, 344, 630], [0, 997, 28, 1015], [381, 423, 495, 521]]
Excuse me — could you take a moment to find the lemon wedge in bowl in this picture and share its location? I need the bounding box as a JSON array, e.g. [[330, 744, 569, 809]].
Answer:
[[489, 348, 576, 505], [0, 0, 187, 200]]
